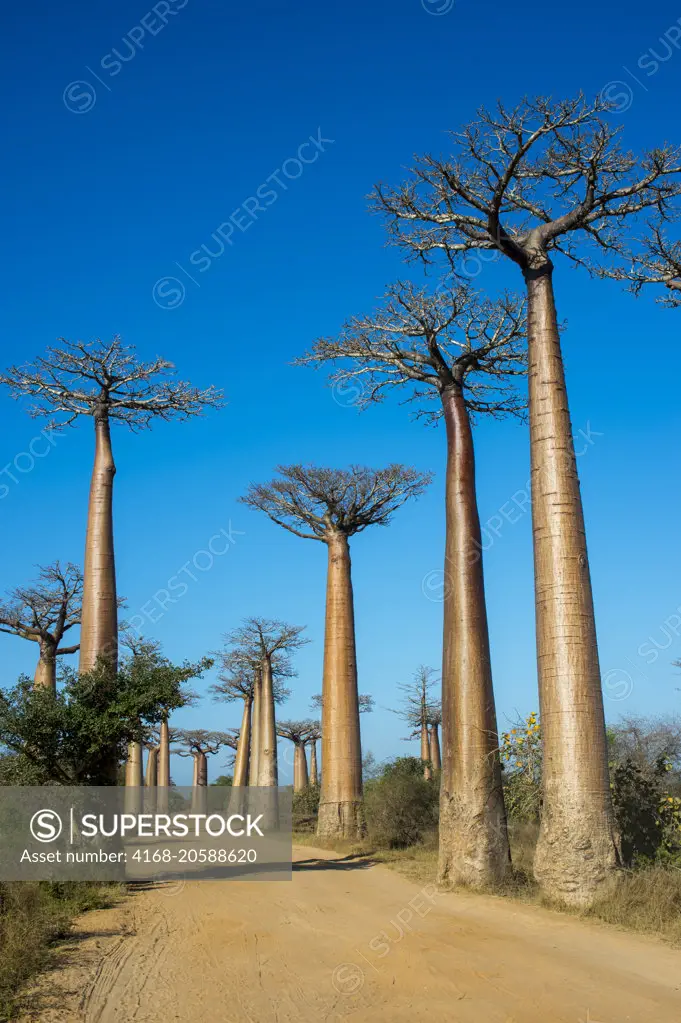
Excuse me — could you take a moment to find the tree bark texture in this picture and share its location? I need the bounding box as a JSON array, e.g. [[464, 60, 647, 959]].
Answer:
[[249, 669, 262, 786], [317, 532, 364, 839], [157, 718, 171, 810], [309, 741, 319, 787], [258, 657, 278, 787], [293, 742, 309, 792], [34, 640, 57, 692], [421, 721, 433, 780], [429, 724, 441, 772], [233, 697, 252, 787], [525, 265, 618, 905], [145, 746, 158, 787], [79, 412, 118, 673], [438, 384, 510, 887]]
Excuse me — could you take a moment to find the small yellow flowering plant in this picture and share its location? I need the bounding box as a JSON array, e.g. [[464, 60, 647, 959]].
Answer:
[[499, 711, 543, 821]]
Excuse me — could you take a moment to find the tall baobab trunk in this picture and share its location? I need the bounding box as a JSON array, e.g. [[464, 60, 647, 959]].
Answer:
[[526, 264, 618, 904], [157, 718, 170, 810], [192, 752, 208, 813], [34, 640, 57, 692], [309, 741, 319, 787], [125, 742, 143, 786], [249, 668, 262, 786], [258, 657, 278, 787], [124, 741, 143, 813], [429, 724, 441, 772], [317, 532, 364, 839], [420, 720, 433, 780], [293, 743, 309, 792], [145, 746, 158, 786], [233, 697, 252, 787], [438, 384, 510, 887], [79, 410, 118, 673]]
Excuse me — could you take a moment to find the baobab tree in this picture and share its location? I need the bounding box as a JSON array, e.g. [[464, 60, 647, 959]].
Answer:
[[390, 666, 440, 782], [277, 720, 316, 791], [1, 338, 221, 676], [306, 721, 322, 787], [212, 622, 299, 787], [427, 705, 442, 772], [242, 465, 430, 838], [300, 287, 524, 883], [368, 95, 681, 902], [0, 562, 82, 691], [177, 730, 233, 787]]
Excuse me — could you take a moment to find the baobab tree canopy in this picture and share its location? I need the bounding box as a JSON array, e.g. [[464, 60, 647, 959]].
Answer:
[[0, 562, 83, 691], [372, 94, 681, 273], [240, 463, 432, 540], [0, 337, 223, 428], [299, 283, 526, 419], [1, 338, 223, 679], [0, 561, 82, 650]]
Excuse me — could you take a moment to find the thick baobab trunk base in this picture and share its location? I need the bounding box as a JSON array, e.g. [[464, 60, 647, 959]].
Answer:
[[316, 799, 365, 840], [534, 808, 619, 906], [438, 782, 510, 887]]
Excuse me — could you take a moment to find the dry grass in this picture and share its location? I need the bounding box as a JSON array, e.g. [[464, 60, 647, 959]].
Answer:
[[0, 881, 122, 1021]]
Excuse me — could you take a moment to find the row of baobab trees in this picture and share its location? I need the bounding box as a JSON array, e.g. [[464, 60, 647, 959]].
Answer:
[[2, 92, 681, 908]]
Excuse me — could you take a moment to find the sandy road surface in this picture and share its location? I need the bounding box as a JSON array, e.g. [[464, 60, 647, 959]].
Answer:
[[21, 846, 681, 1022]]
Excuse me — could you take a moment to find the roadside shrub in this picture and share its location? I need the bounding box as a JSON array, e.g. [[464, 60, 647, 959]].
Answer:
[[0, 881, 117, 1020], [292, 784, 320, 833], [364, 756, 439, 849]]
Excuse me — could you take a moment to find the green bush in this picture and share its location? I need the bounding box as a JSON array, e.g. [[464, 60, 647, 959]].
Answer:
[[364, 757, 439, 849], [292, 784, 320, 833], [0, 881, 118, 1020]]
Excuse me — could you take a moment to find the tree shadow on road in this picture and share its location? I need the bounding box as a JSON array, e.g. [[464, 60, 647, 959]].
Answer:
[[293, 853, 377, 871]]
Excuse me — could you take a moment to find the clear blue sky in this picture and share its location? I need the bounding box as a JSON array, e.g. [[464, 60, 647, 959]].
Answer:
[[1, 0, 680, 783]]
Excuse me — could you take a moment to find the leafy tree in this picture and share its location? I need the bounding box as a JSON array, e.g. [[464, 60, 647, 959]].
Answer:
[[0, 653, 209, 785]]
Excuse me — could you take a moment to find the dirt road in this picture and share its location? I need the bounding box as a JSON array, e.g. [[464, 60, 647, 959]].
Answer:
[[23, 845, 681, 1022]]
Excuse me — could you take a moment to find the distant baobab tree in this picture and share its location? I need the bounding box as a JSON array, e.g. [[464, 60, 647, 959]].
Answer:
[[214, 619, 304, 788], [427, 705, 442, 772], [390, 666, 439, 781], [177, 730, 233, 788], [300, 286, 524, 884], [242, 464, 431, 838], [277, 720, 317, 791], [306, 721, 322, 787], [0, 562, 82, 691], [0, 338, 222, 677], [367, 95, 681, 902], [211, 654, 291, 787]]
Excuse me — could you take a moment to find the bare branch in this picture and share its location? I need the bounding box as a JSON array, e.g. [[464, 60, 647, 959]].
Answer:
[[0, 337, 224, 430], [241, 464, 432, 539]]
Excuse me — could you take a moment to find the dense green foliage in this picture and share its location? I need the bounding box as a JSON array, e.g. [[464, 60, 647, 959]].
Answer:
[[364, 757, 439, 849], [0, 653, 210, 786]]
